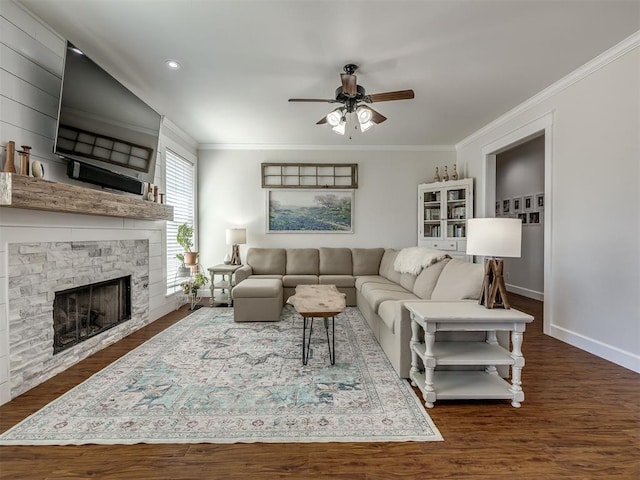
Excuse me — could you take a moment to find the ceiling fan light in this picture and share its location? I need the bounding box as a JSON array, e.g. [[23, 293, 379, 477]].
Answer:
[[359, 120, 374, 132], [356, 106, 373, 124], [332, 119, 346, 135], [326, 109, 343, 126]]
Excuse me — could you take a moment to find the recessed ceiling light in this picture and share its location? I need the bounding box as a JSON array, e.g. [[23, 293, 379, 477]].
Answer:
[[165, 60, 181, 70], [70, 47, 84, 55]]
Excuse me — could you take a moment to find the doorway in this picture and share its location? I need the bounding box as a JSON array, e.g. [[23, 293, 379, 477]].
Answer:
[[496, 136, 545, 300], [481, 112, 553, 334]]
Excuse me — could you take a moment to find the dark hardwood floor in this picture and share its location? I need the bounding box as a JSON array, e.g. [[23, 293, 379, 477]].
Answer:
[[1, 295, 638, 479]]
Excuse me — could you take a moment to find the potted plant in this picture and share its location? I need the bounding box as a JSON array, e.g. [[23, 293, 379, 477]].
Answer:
[[181, 272, 209, 296], [176, 223, 198, 265]]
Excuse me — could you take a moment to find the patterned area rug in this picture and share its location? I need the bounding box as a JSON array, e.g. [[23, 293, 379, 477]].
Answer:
[[0, 306, 442, 444]]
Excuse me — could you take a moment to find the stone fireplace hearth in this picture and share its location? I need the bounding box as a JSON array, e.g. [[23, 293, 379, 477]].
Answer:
[[7, 240, 149, 397]]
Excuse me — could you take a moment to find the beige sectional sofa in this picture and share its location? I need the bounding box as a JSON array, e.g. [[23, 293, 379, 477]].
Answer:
[[234, 247, 484, 378]]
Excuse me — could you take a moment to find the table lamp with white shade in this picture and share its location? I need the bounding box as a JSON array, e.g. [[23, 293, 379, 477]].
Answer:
[[466, 218, 522, 309], [226, 228, 247, 265]]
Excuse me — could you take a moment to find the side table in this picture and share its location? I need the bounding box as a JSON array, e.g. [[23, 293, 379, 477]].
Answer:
[[404, 301, 533, 408], [208, 264, 242, 306]]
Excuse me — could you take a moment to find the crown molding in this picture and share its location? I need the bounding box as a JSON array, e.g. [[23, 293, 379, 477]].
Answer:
[[197, 143, 455, 152], [456, 30, 640, 150], [162, 117, 198, 149]]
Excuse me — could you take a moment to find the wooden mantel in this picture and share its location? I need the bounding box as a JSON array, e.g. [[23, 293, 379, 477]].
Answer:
[[0, 173, 173, 221]]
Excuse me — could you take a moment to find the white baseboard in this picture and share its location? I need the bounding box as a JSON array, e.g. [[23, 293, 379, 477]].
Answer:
[[549, 324, 640, 374], [506, 284, 544, 301]]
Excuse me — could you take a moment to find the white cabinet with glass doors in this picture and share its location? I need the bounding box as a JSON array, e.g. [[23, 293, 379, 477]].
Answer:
[[418, 178, 473, 260]]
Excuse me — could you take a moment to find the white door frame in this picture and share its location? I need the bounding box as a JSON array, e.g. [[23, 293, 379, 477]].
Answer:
[[480, 112, 554, 335]]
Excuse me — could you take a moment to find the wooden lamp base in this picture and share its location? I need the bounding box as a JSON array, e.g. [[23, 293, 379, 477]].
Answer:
[[479, 257, 511, 309], [230, 244, 241, 265]]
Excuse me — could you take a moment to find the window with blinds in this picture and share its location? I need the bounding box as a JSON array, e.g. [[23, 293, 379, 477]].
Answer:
[[166, 149, 195, 291]]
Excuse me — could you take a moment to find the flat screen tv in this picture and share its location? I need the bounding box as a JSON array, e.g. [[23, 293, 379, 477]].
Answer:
[[54, 42, 162, 189]]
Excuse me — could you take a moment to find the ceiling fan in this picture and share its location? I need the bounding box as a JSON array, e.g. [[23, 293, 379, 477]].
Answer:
[[288, 64, 415, 135]]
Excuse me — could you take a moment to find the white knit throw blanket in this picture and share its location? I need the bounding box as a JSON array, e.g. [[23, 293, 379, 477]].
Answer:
[[393, 247, 450, 275]]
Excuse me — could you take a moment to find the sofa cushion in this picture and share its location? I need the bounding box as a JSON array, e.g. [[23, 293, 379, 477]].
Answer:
[[282, 275, 318, 287], [247, 248, 286, 275], [319, 275, 355, 287], [412, 257, 451, 299], [233, 278, 282, 298], [286, 248, 319, 275], [431, 258, 484, 301], [377, 300, 407, 334], [355, 275, 395, 290], [360, 281, 408, 297], [379, 249, 401, 284], [352, 248, 385, 276], [399, 272, 417, 292], [319, 248, 352, 275], [362, 286, 419, 312], [248, 274, 283, 281]]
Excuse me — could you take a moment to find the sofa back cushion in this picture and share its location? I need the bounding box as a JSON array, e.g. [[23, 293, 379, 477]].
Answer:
[[379, 249, 402, 284], [430, 258, 484, 300], [319, 248, 352, 275], [399, 272, 417, 291], [246, 248, 286, 275], [286, 248, 319, 275], [352, 248, 385, 276], [412, 257, 451, 299]]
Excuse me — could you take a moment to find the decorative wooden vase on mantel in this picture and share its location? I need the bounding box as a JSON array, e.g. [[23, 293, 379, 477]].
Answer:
[[19, 145, 31, 176], [3, 141, 16, 173]]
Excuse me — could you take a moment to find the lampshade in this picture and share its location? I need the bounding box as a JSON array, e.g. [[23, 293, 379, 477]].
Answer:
[[225, 228, 247, 245], [466, 218, 522, 258]]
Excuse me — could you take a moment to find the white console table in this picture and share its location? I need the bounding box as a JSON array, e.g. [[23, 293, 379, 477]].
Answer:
[[404, 302, 533, 408]]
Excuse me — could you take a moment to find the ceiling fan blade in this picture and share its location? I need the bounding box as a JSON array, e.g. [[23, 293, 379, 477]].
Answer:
[[340, 73, 357, 96], [367, 107, 387, 124], [288, 98, 339, 103], [366, 89, 415, 103], [316, 115, 328, 125]]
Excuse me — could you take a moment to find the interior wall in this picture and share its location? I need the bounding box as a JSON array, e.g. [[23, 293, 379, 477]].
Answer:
[[457, 35, 639, 372], [496, 136, 545, 299], [0, 1, 192, 404], [196, 148, 457, 270]]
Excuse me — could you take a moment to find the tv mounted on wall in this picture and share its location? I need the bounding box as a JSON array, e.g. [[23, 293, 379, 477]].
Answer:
[[54, 42, 162, 193]]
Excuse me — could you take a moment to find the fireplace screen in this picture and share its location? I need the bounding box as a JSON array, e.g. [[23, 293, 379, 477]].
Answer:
[[53, 276, 132, 354]]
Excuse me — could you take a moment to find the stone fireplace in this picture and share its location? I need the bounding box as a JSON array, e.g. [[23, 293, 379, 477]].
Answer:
[[7, 240, 149, 397]]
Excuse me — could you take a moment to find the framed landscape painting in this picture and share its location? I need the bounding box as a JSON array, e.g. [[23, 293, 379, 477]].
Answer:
[[266, 189, 354, 233]]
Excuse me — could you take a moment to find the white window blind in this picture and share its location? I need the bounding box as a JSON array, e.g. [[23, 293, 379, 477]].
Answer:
[[166, 149, 195, 291]]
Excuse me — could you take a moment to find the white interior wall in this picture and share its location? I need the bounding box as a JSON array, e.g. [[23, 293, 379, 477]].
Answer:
[[496, 136, 545, 298], [458, 34, 640, 372], [196, 148, 457, 270], [0, 1, 195, 404]]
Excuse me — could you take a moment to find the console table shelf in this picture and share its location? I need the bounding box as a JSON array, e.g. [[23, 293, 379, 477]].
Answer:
[[0, 173, 173, 221]]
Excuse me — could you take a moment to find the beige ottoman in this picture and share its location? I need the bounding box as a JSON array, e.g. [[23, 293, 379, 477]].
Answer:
[[232, 278, 283, 322]]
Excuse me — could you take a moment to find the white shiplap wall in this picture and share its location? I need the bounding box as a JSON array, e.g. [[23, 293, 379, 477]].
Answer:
[[0, 1, 195, 404]]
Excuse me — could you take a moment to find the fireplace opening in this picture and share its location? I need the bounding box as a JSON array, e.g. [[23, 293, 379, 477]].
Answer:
[[53, 276, 132, 354]]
